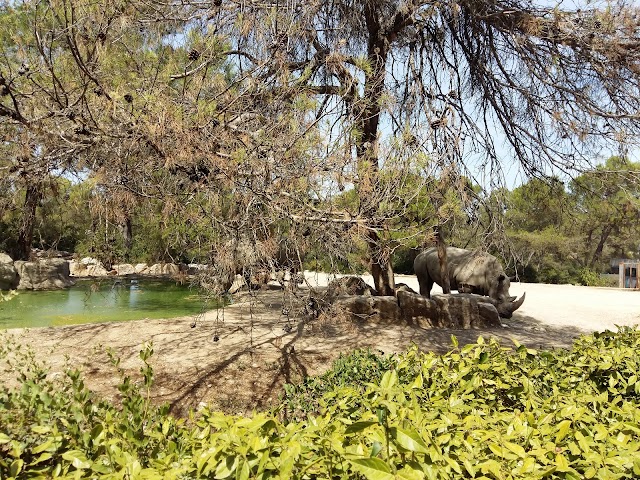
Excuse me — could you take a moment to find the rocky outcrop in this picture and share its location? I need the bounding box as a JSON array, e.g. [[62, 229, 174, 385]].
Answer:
[[147, 263, 180, 276], [134, 263, 149, 274], [69, 258, 188, 278], [0, 253, 18, 290], [324, 276, 377, 300], [312, 283, 502, 329], [69, 257, 109, 277], [113, 264, 136, 275], [14, 258, 75, 290], [396, 291, 501, 328]]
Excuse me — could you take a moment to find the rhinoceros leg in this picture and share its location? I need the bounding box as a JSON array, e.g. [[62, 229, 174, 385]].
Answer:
[[416, 270, 434, 298]]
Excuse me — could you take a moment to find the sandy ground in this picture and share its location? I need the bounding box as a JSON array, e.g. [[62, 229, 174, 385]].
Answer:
[[2, 272, 639, 416]]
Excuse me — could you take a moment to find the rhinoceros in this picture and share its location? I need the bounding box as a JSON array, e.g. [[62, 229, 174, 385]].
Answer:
[[413, 247, 526, 318]]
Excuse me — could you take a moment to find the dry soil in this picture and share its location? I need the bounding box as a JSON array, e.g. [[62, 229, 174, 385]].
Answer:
[[2, 272, 639, 417]]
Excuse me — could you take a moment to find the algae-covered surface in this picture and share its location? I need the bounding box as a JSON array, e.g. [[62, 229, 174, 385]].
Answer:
[[0, 278, 214, 329]]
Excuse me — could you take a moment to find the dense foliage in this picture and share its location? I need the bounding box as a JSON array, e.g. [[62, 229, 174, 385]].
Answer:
[[4, 328, 640, 478], [2, 157, 637, 284]]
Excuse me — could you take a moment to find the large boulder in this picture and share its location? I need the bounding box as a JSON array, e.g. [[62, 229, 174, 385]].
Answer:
[[134, 263, 149, 274], [314, 288, 502, 329], [147, 263, 180, 276], [333, 295, 401, 325], [14, 258, 75, 290], [0, 253, 18, 290], [69, 257, 109, 277], [397, 291, 501, 328], [114, 264, 136, 275]]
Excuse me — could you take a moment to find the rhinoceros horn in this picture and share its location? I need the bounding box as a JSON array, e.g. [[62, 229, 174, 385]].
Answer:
[[496, 292, 526, 319]]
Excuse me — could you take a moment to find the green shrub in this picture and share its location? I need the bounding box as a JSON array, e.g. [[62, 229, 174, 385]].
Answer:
[[279, 348, 399, 422], [578, 268, 610, 287], [4, 328, 640, 478]]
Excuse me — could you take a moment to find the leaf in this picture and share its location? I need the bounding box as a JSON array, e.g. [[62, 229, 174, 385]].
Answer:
[[215, 455, 239, 479], [370, 441, 383, 457], [62, 450, 91, 469], [410, 373, 423, 389], [503, 441, 527, 458], [379, 370, 398, 389], [556, 420, 572, 443], [31, 425, 51, 434], [10, 459, 24, 477], [90, 424, 104, 440], [349, 458, 395, 480], [397, 462, 425, 480], [556, 453, 570, 472], [32, 438, 55, 454], [0, 432, 10, 444], [30, 453, 53, 465], [390, 427, 429, 453], [345, 421, 378, 434]]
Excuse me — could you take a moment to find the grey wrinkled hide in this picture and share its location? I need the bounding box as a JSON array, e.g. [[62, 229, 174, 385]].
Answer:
[[413, 247, 525, 318]]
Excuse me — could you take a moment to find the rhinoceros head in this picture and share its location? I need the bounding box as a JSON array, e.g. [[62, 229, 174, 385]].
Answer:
[[491, 274, 526, 319]]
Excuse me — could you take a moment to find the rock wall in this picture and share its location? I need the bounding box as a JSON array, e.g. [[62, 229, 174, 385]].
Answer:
[[315, 277, 502, 329], [1, 253, 204, 290]]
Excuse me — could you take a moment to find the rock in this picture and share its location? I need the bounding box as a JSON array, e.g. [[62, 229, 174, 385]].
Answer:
[[80, 256, 101, 265], [69, 259, 109, 277], [134, 263, 149, 274], [147, 263, 180, 276], [397, 291, 502, 328], [329, 291, 503, 329], [114, 264, 135, 275], [187, 263, 208, 274], [228, 274, 247, 294], [396, 291, 441, 328], [395, 283, 417, 295], [332, 295, 401, 324], [325, 276, 377, 300], [0, 253, 18, 290], [68, 260, 81, 276], [86, 264, 109, 276], [14, 258, 75, 290]]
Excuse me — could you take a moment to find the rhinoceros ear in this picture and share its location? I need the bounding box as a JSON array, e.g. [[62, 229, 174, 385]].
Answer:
[[498, 274, 506, 283]]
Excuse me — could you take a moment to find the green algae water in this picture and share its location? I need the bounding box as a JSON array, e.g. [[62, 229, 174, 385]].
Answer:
[[0, 278, 214, 329]]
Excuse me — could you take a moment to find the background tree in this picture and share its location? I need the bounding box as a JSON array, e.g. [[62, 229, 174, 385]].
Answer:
[[2, 0, 640, 297], [570, 156, 640, 269], [179, 0, 640, 294], [502, 158, 640, 284]]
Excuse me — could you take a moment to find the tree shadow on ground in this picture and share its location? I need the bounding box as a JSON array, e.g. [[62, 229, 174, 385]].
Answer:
[[0, 288, 597, 417]]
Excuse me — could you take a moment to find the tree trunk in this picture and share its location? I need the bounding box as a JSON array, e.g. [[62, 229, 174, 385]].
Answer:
[[357, 10, 395, 295], [589, 225, 613, 269], [366, 230, 395, 296], [435, 226, 451, 294], [121, 214, 133, 259], [16, 183, 41, 261]]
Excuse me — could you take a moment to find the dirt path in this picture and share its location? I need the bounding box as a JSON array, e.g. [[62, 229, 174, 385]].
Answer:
[[2, 274, 639, 416]]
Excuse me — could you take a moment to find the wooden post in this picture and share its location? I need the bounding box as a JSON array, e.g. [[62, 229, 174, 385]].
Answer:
[[619, 261, 625, 288]]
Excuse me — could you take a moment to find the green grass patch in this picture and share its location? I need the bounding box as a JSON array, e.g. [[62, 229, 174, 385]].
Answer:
[[3, 328, 640, 478]]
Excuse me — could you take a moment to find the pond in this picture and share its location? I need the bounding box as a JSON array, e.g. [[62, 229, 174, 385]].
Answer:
[[0, 278, 218, 329]]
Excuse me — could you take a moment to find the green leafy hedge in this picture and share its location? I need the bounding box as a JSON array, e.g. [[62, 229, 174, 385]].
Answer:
[[3, 328, 640, 479]]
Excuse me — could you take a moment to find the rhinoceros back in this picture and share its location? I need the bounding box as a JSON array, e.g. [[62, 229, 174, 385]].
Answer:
[[447, 248, 493, 293]]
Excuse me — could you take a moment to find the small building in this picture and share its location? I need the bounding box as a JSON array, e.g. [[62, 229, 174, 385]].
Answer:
[[618, 260, 639, 289]]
